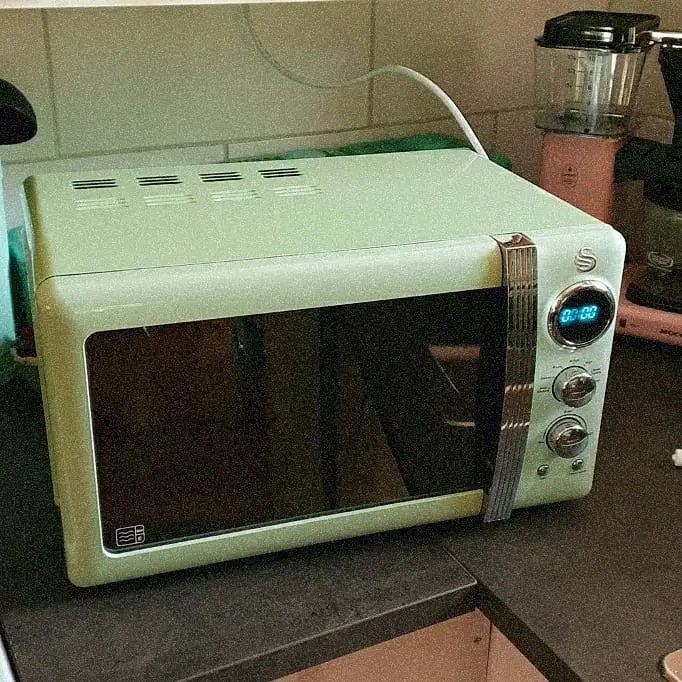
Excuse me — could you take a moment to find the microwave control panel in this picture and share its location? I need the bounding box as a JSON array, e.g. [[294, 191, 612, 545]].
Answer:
[[544, 280, 616, 459]]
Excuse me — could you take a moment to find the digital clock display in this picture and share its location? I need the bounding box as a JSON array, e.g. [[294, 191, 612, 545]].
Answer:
[[550, 283, 615, 347], [558, 304, 600, 327]]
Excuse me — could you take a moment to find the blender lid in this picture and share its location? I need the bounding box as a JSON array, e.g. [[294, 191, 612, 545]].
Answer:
[[536, 11, 660, 52]]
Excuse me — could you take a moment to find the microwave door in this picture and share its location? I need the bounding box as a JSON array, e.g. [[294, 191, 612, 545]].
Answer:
[[84, 279, 522, 554]]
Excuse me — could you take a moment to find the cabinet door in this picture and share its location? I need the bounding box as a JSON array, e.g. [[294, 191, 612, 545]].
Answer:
[[277, 611, 548, 682], [277, 611, 490, 682], [486, 625, 548, 682]]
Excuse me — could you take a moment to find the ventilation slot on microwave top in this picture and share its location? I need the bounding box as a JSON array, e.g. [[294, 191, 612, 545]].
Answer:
[[143, 194, 196, 206], [258, 168, 302, 179], [272, 185, 322, 197], [72, 179, 118, 190], [136, 175, 182, 186], [199, 171, 243, 183], [75, 197, 130, 211], [209, 189, 261, 202]]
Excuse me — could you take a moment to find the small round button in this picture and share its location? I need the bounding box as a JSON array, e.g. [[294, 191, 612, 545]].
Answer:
[[537, 464, 550, 477], [546, 417, 589, 459], [571, 458, 584, 471], [552, 366, 597, 407]]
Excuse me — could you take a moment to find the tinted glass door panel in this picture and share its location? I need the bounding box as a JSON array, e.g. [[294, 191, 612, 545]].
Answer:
[[85, 290, 505, 551]]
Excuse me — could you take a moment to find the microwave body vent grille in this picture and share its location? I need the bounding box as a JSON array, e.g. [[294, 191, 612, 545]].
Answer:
[[200, 171, 244, 183], [74, 197, 130, 211], [272, 185, 322, 197], [143, 193, 196, 206], [258, 167, 302, 179], [72, 178, 118, 190], [136, 175, 182, 186], [209, 189, 261, 202]]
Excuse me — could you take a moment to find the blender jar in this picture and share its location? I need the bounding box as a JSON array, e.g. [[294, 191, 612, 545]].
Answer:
[[535, 11, 659, 137]]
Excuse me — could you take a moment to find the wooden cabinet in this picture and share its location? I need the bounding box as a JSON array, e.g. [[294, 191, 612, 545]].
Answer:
[[487, 624, 548, 682], [277, 610, 547, 682]]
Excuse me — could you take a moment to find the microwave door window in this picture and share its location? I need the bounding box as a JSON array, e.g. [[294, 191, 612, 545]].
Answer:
[[84, 291, 505, 552], [86, 314, 328, 551], [337, 295, 491, 498]]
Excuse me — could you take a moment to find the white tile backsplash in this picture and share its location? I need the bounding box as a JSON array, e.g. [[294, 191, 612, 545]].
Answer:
[[0, 0, 676, 232], [0, 10, 57, 163], [45, 3, 371, 155], [631, 115, 674, 144], [372, 0, 609, 125], [496, 109, 543, 183]]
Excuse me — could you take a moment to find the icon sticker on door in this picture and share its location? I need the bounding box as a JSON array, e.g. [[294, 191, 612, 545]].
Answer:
[[115, 525, 146, 547]]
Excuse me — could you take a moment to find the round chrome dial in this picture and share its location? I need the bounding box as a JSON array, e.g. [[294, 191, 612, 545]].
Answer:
[[552, 366, 597, 407], [546, 417, 589, 459]]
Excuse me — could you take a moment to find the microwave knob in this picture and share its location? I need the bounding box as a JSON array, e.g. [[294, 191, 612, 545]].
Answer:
[[546, 417, 589, 459], [552, 366, 596, 407]]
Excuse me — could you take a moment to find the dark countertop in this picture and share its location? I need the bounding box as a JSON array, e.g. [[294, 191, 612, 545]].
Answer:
[[442, 337, 682, 682], [2, 338, 681, 681], [0, 380, 476, 682]]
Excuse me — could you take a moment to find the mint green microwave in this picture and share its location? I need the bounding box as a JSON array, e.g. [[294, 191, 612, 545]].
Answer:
[[23, 149, 625, 586]]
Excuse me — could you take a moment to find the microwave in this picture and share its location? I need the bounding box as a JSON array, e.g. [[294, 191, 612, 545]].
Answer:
[[24, 149, 625, 586]]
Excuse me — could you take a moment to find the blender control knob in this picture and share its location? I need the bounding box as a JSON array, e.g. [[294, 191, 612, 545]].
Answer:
[[546, 417, 589, 459], [552, 366, 596, 407]]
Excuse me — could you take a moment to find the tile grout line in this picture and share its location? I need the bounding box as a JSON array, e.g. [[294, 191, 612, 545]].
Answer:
[[11, 111, 673, 169], [367, 0, 377, 127], [40, 9, 62, 160]]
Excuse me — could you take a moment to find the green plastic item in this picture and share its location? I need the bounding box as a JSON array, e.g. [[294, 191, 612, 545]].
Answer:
[[8, 226, 31, 330], [0, 160, 16, 386], [278, 133, 512, 170]]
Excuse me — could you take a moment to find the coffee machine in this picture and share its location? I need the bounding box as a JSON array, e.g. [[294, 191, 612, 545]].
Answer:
[[534, 11, 682, 345]]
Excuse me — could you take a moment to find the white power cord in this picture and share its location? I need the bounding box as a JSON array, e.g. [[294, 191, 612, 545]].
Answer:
[[241, 6, 488, 160]]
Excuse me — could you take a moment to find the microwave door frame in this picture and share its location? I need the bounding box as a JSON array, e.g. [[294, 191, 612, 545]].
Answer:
[[482, 234, 538, 522]]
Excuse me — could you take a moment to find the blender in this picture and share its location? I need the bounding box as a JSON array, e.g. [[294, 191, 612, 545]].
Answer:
[[535, 11, 682, 346], [535, 11, 659, 223]]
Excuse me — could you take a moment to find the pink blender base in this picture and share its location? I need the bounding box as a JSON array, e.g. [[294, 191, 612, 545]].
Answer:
[[616, 264, 682, 346], [539, 133, 622, 224]]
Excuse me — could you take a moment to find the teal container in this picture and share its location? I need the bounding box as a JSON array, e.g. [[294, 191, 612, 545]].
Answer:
[[0, 161, 17, 385], [251, 133, 512, 170]]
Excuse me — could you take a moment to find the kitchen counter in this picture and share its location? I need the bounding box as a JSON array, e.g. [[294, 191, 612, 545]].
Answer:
[[1, 337, 681, 681], [441, 336, 682, 682]]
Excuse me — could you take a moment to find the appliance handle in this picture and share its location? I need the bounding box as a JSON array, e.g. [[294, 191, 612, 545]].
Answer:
[[483, 234, 537, 522], [640, 30, 682, 45]]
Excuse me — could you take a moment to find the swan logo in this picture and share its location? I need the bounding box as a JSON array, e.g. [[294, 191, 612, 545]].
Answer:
[[575, 247, 597, 272]]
